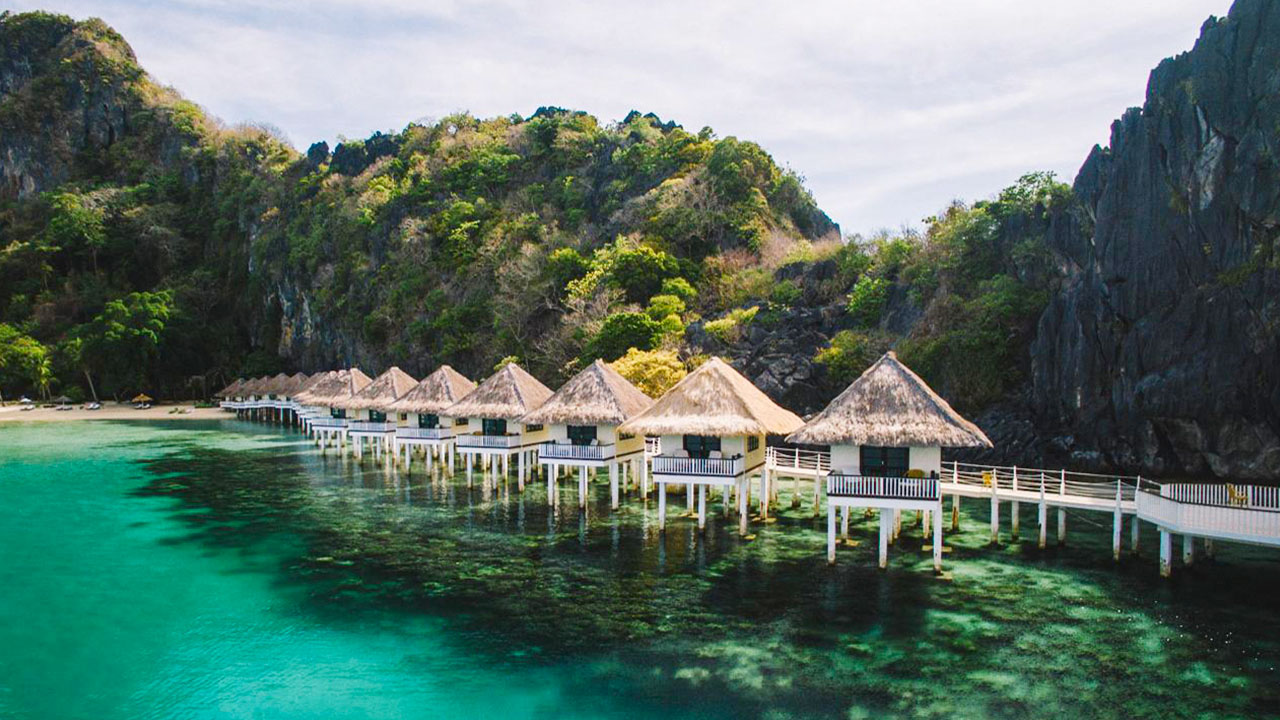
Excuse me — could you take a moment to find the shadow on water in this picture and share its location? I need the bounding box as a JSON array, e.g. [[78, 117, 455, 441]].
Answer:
[[130, 435, 1280, 719]]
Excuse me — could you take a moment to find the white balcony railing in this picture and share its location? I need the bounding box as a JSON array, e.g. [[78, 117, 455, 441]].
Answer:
[[540, 442, 615, 461], [826, 475, 940, 501], [1138, 489, 1280, 544], [651, 454, 744, 477], [348, 421, 398, 433], [766, 446, 831, 474], [310, 418, 350, 429], [396, 427, 454, 440], [456, 433, 522, 449]]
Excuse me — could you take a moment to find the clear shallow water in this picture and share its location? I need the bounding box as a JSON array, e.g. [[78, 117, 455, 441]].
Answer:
[[0, 421, 1278, 719]]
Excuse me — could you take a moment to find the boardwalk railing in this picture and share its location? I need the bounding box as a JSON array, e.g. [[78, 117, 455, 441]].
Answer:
[[950, 462, 1144, 503], [766, 447, 830, 475], [1137, 488, 1280, 544], [651, 454, 744, 477], [396, 427, 454, 440], [540, 442, 616, 461], [1160, 482, 1280, 510], [348, 421, 397, 433], [456, 433, 522, 449], [310, 418, 349, 429], [827, 474, 940, 501]]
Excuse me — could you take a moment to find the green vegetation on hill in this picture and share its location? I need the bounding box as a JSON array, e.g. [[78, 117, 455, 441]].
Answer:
[[0, 10, 1059, 416]]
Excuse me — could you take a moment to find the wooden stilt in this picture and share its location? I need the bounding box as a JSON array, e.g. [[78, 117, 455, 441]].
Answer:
[[1183, 533, 1195, 566], [827, 503, 836, 564], [1159, 530, 1172, 577]]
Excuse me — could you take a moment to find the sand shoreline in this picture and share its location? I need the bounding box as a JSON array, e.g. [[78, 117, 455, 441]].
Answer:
[[0, 405, 229, 423]]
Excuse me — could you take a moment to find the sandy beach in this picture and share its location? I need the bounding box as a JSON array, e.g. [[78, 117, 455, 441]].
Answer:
[[0, 405, 228, 423]]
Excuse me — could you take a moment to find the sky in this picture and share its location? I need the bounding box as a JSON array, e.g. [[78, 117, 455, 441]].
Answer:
[[8, 0, 1232, 235]]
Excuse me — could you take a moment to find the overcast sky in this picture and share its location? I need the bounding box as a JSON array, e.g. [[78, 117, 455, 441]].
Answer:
[[9, 0, 1231, 234]]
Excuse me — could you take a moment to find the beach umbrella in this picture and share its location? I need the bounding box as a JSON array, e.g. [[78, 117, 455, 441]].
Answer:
[[131, 394, 154, 403], [52, 395, 72, 404]]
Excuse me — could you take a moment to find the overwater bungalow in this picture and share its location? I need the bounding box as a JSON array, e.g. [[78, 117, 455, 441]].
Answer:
[[331, 367, 418, 459], [619, 357, 803, 533], [519, 360, 654, 510], [215, 378, 245, 411], [292, 370, 337, 432], [294, 369, 373, 448], [445, 362, 553, 489], [787, 351, 991, 571], [388, 365, 477, 473]]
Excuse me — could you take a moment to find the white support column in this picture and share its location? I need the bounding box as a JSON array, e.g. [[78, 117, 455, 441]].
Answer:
[[990, 472, 999, 544], [518, 451, 526, 492], [1159, 530, 1172, 577], [1112, 481, 1123, 561], [951, 493, 960, 532], [1038, 481, 1047, 550], [738, 478, 749, 536], [1131, 514, 1140, 554], [840, 505, 849, 539], [933, 501, 943, 573], [1203, 538, 1215, 559], [1010, 467, 1019, 540], [610, 462, 619, 510], [878, 509, 889, 569], [579, 466, 588, 509], [826, 503, 836, 565], [658, 482, 667, 531], [686, 482, 694, 511], [1182, 534, 1195, 566], [1057, 508, 1066, 546], [546, 463, 555, 505], [697, 484, 706, 530]]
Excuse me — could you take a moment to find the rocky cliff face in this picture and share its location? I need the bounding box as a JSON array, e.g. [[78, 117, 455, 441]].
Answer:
[[1030, 0, 1280, 478]]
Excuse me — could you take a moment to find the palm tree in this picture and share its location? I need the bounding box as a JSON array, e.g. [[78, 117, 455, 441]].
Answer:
[[33, 356, 53, 401]]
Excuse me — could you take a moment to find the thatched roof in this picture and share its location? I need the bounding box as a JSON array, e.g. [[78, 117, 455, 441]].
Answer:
[[389, 365, 477, 415], [292, 371, 336, 403], [278, 372, 310, 397], [294, 368, 372, 406], [241, 376, 269, 396], [444, 362, 553, 421], [618, 357, 803, 437], [215, 378, 245, 397], [332, 366, 418, 410], [520, 360, 652, 426], [263, 372, 292, 396], [787, 352, 992, 448]]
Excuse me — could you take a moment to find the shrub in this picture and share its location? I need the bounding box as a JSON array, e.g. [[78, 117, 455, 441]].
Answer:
[[813, 330, 886, 387], [611, 348, 687, 397], [703, 305, 759, 343], [645, 294, 685, 320], [584, 312, 664, 362], [660, 277, 697, 301], [845, 276, 889, 327]]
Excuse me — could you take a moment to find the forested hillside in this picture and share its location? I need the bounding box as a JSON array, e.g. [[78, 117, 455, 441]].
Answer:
[[3, 4, 1275, 479]]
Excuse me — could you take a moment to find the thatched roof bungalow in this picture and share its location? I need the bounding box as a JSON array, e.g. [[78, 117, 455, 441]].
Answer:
[[788, 351, 990, 478], [446, 363, 554, 477], [521, 360, 652, 471], [389, 365, 476, 426], [333, 366, 417, 412], [619, 356, 802, 530], [294, 368, 372, 414]]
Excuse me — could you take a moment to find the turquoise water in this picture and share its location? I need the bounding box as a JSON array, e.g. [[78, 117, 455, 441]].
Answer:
[[0, 420, 1278, 719]]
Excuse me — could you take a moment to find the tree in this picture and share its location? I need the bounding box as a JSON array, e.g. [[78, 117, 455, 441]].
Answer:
[[583, 312, 663, 362], [80, 290, 174, 395], [609, 245, 681, 304], [611, 348, 686, 397], [44, 191, 106, 273], [0, 324, 50, 400]]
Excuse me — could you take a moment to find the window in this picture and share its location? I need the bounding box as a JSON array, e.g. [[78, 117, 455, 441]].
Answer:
[[619, 432, 635, 441], [860, 446, 909, 477], [369, 410, 387, 423], [330, 408, 346, 419], [482, 418, 508, 436], [567, 425, 597, 446], [398, 413, 407, 422], [747, 435, 759, 452], [454, 418, 468, 427], [419, 413, 439, 429], [682, 435, 721, 459], [525, 423, 543, 432]]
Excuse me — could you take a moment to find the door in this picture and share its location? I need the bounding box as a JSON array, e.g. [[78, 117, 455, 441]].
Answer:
[[419, 413, 439, 429], [682, 435, 721, 459], [567, 425, 597, 446], [482, 418, 508, 436]]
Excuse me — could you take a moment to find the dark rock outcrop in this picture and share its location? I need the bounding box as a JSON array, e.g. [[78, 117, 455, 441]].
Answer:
[[1030, 0, 1280, 478]]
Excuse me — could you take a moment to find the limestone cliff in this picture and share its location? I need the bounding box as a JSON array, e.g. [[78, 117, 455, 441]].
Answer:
[[1030, 0, 1280, 478]]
